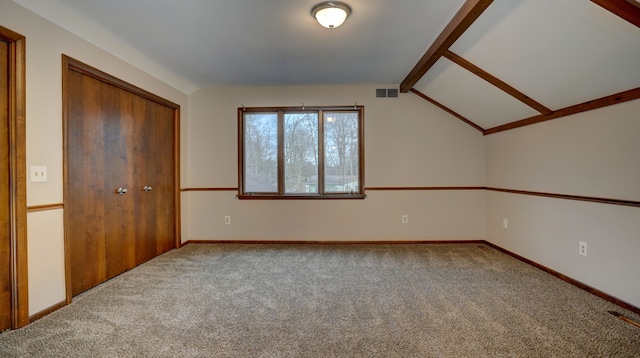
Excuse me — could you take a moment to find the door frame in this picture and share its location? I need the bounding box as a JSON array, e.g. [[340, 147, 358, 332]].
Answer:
[[0, 25, 28, 328], [62, 55, 181, 303]]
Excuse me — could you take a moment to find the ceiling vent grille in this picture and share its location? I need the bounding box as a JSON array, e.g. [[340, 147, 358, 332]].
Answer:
[[376, 88, 399, 98]]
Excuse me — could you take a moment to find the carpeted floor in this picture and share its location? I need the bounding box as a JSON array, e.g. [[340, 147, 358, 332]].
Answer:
[[0, 243, 638, 357]]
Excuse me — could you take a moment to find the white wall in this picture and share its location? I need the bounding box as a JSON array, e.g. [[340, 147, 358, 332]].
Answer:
[[0, 2, 188, 315], [485, 99, 640, 308], [184, 85, 486, 242]]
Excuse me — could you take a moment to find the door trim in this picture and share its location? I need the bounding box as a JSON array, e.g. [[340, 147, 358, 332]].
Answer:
[[0, 25, 28, 329], [62, 55, 181, 303]]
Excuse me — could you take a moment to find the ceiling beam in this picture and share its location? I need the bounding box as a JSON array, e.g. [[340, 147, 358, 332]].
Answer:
[[484, 87, 640, 135], [410, 89, 485, 133], [399, 0, 494, 93], [591, 0, 640, 28], [443, 51, 553, 115]]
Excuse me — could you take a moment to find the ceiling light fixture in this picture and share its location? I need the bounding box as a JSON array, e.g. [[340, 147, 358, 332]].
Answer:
[[311, 1, 352, 29]]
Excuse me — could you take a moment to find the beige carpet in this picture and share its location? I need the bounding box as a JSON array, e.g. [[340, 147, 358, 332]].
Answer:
[[0, 243, 638, 357]]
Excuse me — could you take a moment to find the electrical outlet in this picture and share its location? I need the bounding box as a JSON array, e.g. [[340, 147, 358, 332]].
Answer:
[[402, 215, 408, 224], [579, 241, 587, 256], [224, 216, 231, 225], [502, 219, 508, 230], [30, 165, 48, 182]]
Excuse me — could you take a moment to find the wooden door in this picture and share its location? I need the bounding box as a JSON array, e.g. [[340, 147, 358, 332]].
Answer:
[[0, 26, 27, 330], [0, 38, 11, 332], [64, 57, 179, 297]]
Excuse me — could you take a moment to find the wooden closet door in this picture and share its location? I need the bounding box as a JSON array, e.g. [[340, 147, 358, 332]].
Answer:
[[0, 39, 11, 332], [65, 58, 178, 297]]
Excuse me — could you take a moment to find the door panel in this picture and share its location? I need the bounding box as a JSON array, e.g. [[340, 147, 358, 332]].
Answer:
[[133, 95, 155, 264], [132, 94, 175, 264], [143, 100, 175, 258], [0, 39, 10, 332], [103, 89, 136, 280], [67, 71, 110, 294]]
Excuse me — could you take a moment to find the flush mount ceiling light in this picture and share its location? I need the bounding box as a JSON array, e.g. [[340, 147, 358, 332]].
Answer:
[[311, 1, 352, 29]]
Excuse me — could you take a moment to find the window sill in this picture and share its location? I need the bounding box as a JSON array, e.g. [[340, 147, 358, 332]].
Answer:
[[237, 194, 366, 200]]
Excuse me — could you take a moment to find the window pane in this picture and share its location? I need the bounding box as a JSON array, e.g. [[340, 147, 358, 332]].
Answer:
[[244, 113, 278, 192], [284, 113, 319, 193], [324, 112, 359, 193]]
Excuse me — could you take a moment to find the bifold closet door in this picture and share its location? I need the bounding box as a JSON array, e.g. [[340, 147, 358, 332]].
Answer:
[[66, 66, 176, 296]]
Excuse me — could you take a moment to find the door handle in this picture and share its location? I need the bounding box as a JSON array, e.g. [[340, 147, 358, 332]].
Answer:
[[117, 187, 128, 195], [143, 186, 153, 192]]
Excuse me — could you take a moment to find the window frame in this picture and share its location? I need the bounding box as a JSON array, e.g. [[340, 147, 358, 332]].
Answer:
[[238, 105, 365, 200]]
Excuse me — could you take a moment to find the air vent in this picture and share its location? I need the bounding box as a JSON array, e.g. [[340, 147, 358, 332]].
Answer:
[[376, 88, 399, 98]]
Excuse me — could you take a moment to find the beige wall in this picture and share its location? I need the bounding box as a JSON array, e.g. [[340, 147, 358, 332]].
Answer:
[[0, 2, 188, 315], [184, 85, 486, 242], [485, 99, 640, 307]]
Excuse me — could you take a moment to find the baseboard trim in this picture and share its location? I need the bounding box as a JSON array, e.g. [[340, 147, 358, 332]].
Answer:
[[28, 300, 67, 323], [181, 239, 485, 246], [484, 241, 640, 316]]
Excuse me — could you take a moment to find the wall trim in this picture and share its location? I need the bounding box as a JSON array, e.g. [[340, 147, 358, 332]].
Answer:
[[26, 203, 64, 212], [367, 186, 484, 191], [486, 187, 640, 208], [181, 187, 237, 192]]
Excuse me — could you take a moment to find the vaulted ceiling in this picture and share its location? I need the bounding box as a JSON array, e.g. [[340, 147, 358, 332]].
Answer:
[[14, 0, 640, 133]]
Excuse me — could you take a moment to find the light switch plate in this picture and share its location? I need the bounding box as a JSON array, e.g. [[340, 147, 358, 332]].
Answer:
[[30, 165, 48, 182]]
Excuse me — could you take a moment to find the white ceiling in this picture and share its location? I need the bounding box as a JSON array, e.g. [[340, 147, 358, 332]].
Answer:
[[13, 0, 640, 130], [448, 0, 640, 110], [15, 0, 466, 90]]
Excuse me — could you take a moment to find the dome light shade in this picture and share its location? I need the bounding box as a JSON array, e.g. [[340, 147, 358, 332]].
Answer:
[[311, 2, 351, 29]]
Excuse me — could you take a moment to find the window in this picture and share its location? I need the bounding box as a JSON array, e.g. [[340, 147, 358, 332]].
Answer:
[[238, 106, 365, 199]]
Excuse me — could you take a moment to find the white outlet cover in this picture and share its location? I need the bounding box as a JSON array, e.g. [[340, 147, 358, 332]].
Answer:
[[579, 241, 588, 256], [30, 165, 48, 182]]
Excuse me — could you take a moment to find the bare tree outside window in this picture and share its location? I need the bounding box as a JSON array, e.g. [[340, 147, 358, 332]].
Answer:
[[285, 113, 318, 193], [244, 113, 278, 192], [324, 112, 359, 193]]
